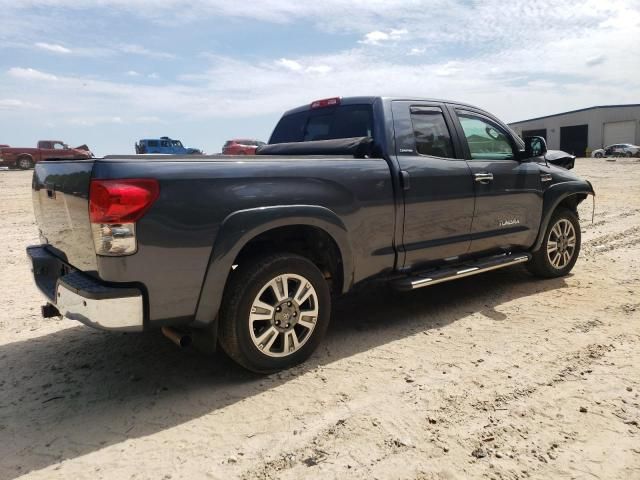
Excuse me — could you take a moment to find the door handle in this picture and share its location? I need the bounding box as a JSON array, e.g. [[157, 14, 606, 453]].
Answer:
[[400, 170, 410, 190], [474, 173, 494, 184]]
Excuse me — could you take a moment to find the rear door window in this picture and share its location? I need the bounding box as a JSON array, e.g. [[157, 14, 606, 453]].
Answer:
[[409, 107, 455, 158], [147, 140, 159, 147]]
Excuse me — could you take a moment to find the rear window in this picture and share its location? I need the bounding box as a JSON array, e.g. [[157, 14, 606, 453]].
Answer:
[[270, 104, 373, 144]]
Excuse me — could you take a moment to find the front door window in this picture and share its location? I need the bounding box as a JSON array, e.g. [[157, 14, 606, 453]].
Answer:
[[459, 115, 514, 160]]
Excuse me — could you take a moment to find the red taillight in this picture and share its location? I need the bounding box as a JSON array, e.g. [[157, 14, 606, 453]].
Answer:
[[89, 179, 159, 223], [310, 97, 341, 109]]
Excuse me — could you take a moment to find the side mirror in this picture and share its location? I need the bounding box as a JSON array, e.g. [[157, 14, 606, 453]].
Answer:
[[524, 136, 547, 158]]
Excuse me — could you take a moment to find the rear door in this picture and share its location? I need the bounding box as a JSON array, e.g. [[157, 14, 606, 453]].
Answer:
[[449, 107, 543, 255], [391, 101, 475, 269]]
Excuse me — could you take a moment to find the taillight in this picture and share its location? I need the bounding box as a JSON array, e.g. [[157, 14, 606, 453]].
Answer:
[[310, 97, 340, 109], [89, 179, 159, 256]]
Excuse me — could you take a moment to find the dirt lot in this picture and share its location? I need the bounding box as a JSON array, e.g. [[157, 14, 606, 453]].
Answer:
[[0, 158, 639, 480]]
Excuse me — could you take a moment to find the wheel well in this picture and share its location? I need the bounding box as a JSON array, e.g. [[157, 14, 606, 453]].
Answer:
[[556, 193, 587, 216], [232, 225, 344, 294]]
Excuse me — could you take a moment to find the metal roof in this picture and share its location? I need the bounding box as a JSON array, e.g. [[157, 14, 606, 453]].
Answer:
[[510, 104, 640, 125]]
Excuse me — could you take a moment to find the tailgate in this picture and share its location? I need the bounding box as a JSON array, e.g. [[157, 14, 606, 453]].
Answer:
[[32, 160, 97, 272]]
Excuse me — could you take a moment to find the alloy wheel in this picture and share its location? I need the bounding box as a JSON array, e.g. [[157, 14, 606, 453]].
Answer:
[[248, 273, 319, 357], [547, 219, 577, 269]]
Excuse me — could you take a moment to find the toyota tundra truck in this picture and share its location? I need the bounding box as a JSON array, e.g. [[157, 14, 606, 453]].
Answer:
[[27, 96, 595, 372]]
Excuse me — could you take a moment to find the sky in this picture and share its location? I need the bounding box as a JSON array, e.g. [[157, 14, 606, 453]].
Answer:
[[1, 0, 639, 156]]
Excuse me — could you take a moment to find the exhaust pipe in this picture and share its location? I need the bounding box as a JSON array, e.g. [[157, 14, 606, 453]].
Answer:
[[161, 327, 192, 348]]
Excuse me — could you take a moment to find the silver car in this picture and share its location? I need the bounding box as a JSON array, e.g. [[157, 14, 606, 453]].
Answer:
[[592, 143, 640, 158]]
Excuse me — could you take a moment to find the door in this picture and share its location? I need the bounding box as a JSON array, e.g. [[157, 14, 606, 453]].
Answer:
[[41, 141, 69, 161], [604, 121, 636, 146], [560, 124, 588, 157], [451, 109, 543, 255], [391, 101, 475, 269]]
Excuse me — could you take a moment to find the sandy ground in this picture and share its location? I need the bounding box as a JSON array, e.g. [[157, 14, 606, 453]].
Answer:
[[0, 158, 639, 480]]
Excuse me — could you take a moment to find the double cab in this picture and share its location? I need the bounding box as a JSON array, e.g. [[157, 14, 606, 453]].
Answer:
[[28, 96, 594, 372]]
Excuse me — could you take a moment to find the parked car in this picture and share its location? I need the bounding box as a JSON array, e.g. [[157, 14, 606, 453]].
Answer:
[[135, 137, 202, 155], [591, 144, 640, 158], [222, 139, 266, 155], [0, 140, 93, 169], [28, 96, 594, 373]]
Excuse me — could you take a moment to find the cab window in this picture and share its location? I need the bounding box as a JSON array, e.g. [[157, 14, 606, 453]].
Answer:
[[458, 114, 515, 160]]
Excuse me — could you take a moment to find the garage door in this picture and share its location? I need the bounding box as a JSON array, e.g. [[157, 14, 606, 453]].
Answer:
[[604, 121, 636, 146]]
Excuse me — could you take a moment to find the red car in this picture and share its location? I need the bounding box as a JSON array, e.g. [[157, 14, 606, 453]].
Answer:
[[222, 139, 266, 155], [0, 140, 93, 169]]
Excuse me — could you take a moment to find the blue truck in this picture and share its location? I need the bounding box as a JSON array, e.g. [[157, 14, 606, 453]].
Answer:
[[28, 96, 594, 373], [135, 136, 202, 155]]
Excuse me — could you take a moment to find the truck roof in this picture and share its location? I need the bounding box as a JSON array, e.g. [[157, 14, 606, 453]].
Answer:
[[280, 96, 479, 116]]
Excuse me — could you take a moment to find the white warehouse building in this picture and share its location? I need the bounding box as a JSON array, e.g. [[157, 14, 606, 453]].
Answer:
[[509, 104, 640, 157]]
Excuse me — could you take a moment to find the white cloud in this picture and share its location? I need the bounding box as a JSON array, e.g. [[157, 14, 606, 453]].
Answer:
[[585, 54, 606, 67], [35, 42, 71, 54], [119, 43, 175, 59], [275, 58, 303, 71], [359, 28, 408, 45], [7, 67, 58, 81], [306, 65, 332, 74], [148, 72, 159, 79], [434, 61, 461, 77], [1, 0, 640, 154], [407, 47, 425, 56], [69, 116, 123, 126], [0, 98, 40, 109], [126, 70, 140, 76]]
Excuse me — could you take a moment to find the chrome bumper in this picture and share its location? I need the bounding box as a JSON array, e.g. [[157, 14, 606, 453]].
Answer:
[[27, 245, 144, 331]]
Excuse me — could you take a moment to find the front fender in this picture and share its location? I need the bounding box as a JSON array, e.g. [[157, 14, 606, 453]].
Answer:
[[532, 180, 595, 251], [193, 205, 354, 328]]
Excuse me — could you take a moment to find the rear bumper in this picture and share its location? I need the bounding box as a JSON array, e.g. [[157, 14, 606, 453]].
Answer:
[[26, 245, 144, 331]]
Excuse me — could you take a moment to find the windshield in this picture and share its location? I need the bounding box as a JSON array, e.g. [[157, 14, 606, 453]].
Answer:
[[171, 140, 183, 147], [270, 104, 373, 144]]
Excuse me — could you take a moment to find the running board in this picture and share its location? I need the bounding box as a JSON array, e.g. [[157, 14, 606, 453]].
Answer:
[[392, 253, 532, 291]]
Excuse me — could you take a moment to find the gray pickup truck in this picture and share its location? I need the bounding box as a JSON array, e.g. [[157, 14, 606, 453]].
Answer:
[[27, 96, 595, 372]]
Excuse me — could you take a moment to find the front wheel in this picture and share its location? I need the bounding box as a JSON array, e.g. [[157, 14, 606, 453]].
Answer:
[[218, 253, 331, 373], [527, 208, 581, 278], [594, 152, 603, 158]]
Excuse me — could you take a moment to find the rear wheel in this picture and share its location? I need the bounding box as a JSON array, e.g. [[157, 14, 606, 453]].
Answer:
[[218, 253, 331, 373], [527, 208, 581, 278], [17, 156, 33, 169]]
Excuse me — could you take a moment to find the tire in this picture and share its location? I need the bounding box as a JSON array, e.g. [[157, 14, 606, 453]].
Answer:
[[594, 152, 603, 158], [17, 156, 34, 170], [527, 208, 581, 278], [626, 152, 633, 158], [218, 253, 331, 373]]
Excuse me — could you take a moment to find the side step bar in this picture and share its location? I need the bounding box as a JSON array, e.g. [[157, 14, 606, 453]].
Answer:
[[392, 252, 532, 291]]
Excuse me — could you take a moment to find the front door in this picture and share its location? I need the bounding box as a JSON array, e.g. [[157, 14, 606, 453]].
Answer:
[[451, 108, 543, 255], [391, 101, 475, 269]]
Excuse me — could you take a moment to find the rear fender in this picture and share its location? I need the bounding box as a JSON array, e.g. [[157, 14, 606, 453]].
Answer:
[[532, 180, 595, 251], [193, 205, 353, 328]]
